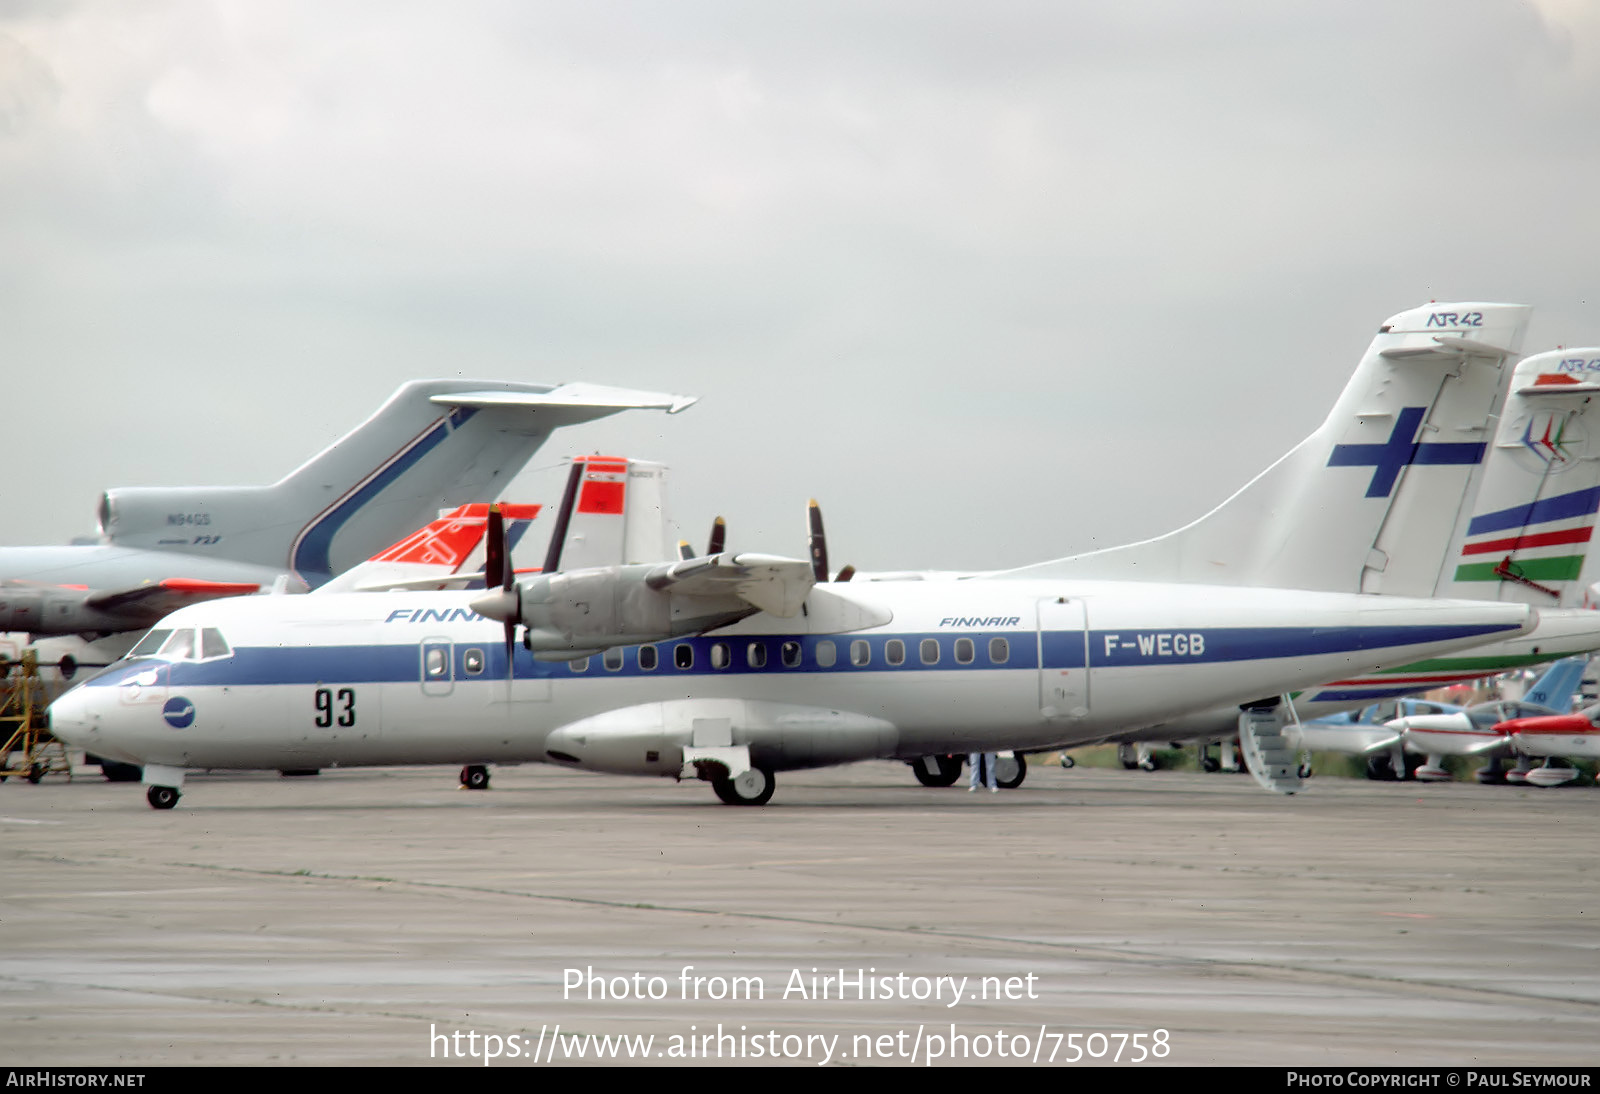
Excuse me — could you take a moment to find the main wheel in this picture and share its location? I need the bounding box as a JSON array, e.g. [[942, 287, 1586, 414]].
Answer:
[[712, 766, 775, 806], [995, 754, 1027, 790], [1058, 754, 1075, 769], [1365, 754, 1399, 781], [461, 765, 491, 790], [1117, 743, 1139, 770], [146, 785, 180, 810], [1201, 755, 1221, 773], [910, 755, 963, 788]]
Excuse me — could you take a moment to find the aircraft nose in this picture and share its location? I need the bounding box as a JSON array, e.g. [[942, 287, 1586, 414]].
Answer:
[[47, 688, 96, 747]]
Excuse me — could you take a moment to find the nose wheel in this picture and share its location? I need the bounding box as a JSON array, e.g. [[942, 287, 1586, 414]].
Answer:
[[146, 785, 180, 810], [460, 765, 490, 790]]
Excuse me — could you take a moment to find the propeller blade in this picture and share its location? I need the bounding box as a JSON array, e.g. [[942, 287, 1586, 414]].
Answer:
[[835, 564, 856, 583], [482, 504, 517, 678], [807, 499, 829, 583], [677, 540, 694, 562], [483, 504, 506, 592], [707, 516, 726, 556]]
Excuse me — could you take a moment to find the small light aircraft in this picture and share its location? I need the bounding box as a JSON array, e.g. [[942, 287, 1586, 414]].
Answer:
[[1384, 656, 1589, 785], [48, 303, 1548, 808]]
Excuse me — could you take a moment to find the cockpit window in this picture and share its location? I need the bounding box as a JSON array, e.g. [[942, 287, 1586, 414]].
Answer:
[[156, 629, 196, 661], [128, 626, 231, 663], [128, 629, 172, 659]]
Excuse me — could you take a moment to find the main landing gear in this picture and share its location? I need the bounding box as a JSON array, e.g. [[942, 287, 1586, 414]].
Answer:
[[910, 755, 964, 787], [459, 765, 491, 790], [712, 766, 775, 806], [146, 785, 180, 810], [909, 753, 1028, 789]]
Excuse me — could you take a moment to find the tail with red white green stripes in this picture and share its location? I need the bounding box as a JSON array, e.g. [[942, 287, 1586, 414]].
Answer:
[[1435, 349, 1600, 606]]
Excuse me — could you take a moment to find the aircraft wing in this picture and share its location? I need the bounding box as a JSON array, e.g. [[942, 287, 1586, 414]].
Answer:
[[645, 553, 815, 618], [83, 578, 262, 622]]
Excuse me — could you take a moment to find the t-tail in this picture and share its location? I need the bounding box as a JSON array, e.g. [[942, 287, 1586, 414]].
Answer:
[[540, 455, 671, 572], [96, 380, 695, 588], [1521, 656, 1587, 711], [1433, 349, 1600, 606], [1007, 302, 1531, 595], [317, 503, 542, 593]]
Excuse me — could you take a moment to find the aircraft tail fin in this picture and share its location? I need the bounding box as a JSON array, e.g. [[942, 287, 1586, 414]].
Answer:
[[1521, 655, 1587, 711], [1007, 303, 1531, 594], [541, 455, 671, 572], [98, 380, 694, 588], [1432, 350, 1600, 606], [317, 503, 541, 593]]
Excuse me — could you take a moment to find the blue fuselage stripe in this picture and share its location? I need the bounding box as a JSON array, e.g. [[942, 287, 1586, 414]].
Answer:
[[86, 622, 1524, 690]]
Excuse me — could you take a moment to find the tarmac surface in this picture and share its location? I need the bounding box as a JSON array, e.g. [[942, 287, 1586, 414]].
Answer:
[[1, 760, 1597, 1068]]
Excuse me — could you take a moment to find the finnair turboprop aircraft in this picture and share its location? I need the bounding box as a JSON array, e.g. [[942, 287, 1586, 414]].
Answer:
[[0, 380, 692, 674], [1035, 332, 1600, 784], [48, 306, 1546, 809]]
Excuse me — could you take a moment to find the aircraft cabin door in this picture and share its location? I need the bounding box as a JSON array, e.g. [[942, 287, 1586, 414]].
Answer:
[[1037, 597, 1089, 721], [420, 638, 454, 697]]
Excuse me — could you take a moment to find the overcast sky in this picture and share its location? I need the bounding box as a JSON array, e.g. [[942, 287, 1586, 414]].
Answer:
[[4, 1, 1599, 572]]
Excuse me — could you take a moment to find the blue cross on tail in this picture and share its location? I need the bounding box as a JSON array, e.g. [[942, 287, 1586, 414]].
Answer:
[[1326, 406, 1486, 498]]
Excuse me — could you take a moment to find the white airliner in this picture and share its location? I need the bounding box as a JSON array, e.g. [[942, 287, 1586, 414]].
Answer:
[[0, 380, 694, 676], [48, 303, 1551, 809]]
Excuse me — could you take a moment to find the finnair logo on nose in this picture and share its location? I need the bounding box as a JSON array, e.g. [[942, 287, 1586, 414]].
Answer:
[[163, 697, 196, 729]]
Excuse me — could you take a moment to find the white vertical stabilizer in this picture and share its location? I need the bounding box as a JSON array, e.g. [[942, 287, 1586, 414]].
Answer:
[[1006, 302, 1530, 593]]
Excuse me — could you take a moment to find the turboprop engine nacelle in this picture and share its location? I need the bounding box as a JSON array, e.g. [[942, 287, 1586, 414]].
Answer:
[[471, 564, 752, 657], [0, 586, 127, 634], [542, 699, 900, 776]]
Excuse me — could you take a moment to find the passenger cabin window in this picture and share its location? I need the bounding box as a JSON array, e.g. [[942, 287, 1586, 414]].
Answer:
[[463, 648, 485, 676], [886, 639, 905, 666], [781, 641, 802, 668], [955, 638, 975, 664], [920, 638, 940, 665], [850, 640, 870, 666], [603, 647, 624, 671], [569, 657, 590, 673], [424, 648, 449, 679], [747, 642, 767, 669], [638, 645, 658, 671], [674, 644, 694, 669], [816, 640, 837, 668], [710, 642, 730, 669], [988, 637, 1009, 664]]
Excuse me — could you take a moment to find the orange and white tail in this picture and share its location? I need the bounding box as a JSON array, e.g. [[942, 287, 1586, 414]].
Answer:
[[317, 503, 541, 593], [541, 455, 670, 571]]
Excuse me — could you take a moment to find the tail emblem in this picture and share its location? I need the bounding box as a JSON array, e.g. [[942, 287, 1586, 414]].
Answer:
[[1512, 409, 1585, 472], [1327, 406, 1486, 498]]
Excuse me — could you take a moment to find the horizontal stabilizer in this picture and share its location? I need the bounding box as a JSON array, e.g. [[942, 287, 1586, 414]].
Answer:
[[432, 382, 698, 416], [645, 552, 816, 617]]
